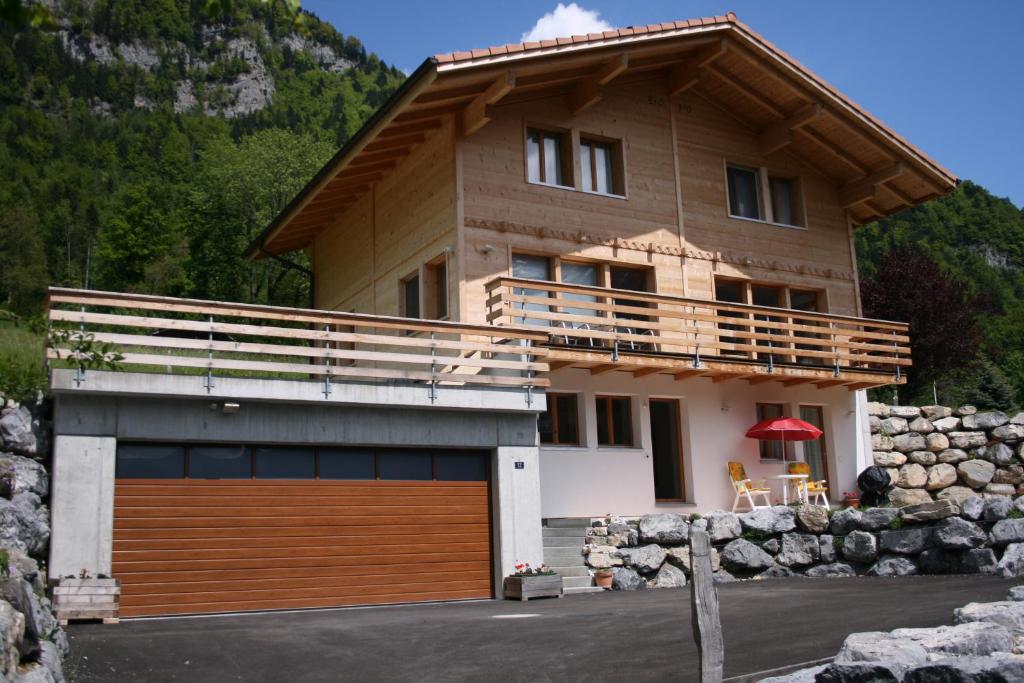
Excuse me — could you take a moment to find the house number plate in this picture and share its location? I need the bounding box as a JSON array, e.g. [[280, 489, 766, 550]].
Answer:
[[514, 461, 525, 470]]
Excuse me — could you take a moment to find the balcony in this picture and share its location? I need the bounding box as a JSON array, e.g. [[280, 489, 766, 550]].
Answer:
[[46, 288, 547, 410], [485, 277, 909, 390]]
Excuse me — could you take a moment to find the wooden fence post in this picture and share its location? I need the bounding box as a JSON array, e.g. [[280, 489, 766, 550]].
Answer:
[[690, 529, 723, 683]]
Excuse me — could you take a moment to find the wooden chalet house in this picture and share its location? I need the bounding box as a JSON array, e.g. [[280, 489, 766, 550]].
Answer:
[[46, 14, 955, 615]]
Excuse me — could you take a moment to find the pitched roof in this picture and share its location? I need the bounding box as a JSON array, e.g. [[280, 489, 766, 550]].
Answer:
[[248, 12, 957, 258]]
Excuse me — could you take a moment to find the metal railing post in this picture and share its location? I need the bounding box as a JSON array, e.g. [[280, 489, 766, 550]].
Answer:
[[429, 331, 438, 404], [524, 338, 534, 407], [74, 305, 85, 387], [323, 324, 332, 399], [204, 314, 215, 393]]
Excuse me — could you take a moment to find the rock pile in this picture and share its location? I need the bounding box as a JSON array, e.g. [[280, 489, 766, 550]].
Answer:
[[0, 395, 66, 683], [868, 403, 1024, 507], [583, 499, 1024, 590], [764, 586, 1024, 682]]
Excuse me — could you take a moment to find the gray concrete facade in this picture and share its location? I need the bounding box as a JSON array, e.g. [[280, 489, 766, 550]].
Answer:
[[50, 370, 545, 602]]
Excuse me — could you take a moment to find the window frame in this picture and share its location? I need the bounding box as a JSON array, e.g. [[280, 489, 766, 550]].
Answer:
[[724, 162, 807, 230], [595, 395, 635, 448], [525, 126, 573, 189], [755, 402, 795, 462], [400, 271, 420, 320], [423, 255, 449, 320], [539, 392, 582, 446], [579, 134, 626, 197]]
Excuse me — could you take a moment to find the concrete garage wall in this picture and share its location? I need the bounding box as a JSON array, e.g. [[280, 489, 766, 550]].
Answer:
[[51, 388, 543, 599]]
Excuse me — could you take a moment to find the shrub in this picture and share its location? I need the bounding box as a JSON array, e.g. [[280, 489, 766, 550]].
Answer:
[[0, 318, 47, 403]]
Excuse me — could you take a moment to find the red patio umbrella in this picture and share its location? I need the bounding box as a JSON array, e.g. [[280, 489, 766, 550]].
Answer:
[[745, 417, 822, 441]]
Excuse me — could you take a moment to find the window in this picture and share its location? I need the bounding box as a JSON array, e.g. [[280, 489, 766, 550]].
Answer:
[[319, 448, 376, 480], [649, 399, 685, 501], [596, 396, 634, 447], [253, 447, 315, 479], [726, 165, 763, 220], [512, 253, 552, 327], [526, 128, 571, 187], [756, 403, 794, 462], [769, 176, 803, 227], [377, 449, 433, 480], [188, 445, 252, 479], [799, 405, 829, 485], [401, 273, 420, 319], [424, 257, 448, 319], [435, 452, 488, 481], [580, 137, 623, 195], [116, 444, 184, 478], [559, 261, 598, 318], [714, 278, 749, 355], [539, 393, 580, 445], [751, 284, 784, 361]]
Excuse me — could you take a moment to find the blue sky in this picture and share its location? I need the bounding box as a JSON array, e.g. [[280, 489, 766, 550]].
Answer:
[[303, 1, 1023, 208]]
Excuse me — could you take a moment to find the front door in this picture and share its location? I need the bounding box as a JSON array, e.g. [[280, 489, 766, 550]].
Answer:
[[649, 399, 685, 501]]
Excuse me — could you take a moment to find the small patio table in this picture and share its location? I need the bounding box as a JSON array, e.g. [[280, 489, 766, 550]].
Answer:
[[772, 473, 808, 505]]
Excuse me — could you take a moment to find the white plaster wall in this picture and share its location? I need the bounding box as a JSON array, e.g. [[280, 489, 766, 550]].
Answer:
[[49, 435, 116, 578], [492, 445, 544, 594], [539, 370, 864, 517]]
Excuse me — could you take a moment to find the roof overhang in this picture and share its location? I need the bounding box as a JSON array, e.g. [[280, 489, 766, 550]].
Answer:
[[248, 13, 957, 258]]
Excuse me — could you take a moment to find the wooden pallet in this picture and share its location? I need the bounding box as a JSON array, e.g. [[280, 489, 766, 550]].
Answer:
[[51, 578, 121, 624]]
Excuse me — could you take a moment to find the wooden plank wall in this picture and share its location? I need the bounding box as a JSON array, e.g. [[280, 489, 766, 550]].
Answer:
[[312, 118, 459, 316]]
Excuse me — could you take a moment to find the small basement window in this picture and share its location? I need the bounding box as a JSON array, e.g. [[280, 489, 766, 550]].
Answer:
[[580, 137, 623, 196], [526, 128, 572, 187], [726, 164, 763, 220]]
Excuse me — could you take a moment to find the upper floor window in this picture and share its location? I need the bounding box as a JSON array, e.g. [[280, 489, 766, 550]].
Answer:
[[580, 137, 623, 196], [424, 257, 448, 320], [401, 272, 420, 319], [726, 164, 805, 227], [726, 164, 763, 220], [527, 128, 571, 187]]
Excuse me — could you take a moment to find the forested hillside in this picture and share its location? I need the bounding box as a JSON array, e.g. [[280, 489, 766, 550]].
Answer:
[[0, 0, 404, 316]]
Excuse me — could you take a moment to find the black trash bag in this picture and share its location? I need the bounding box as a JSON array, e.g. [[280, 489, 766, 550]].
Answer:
[[858, 466, 891, 494], [860, 490, 888, 508]]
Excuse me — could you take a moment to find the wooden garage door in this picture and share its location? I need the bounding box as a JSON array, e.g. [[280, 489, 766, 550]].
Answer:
[[112, 445, 493, 617]]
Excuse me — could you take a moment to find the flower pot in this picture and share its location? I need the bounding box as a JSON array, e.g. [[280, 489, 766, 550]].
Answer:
[[594, 570, 613, 590], [842, 497, 861, 509], [503, 574, 563, 601]]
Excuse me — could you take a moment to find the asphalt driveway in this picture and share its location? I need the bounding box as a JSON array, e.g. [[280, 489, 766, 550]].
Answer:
[[65, 575, 1019, 683]]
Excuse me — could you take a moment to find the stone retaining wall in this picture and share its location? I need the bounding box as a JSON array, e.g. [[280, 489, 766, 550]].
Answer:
[[0, 395, 66, 683], [867, 402, 1024, 506], [582, 499, 1024, 590]]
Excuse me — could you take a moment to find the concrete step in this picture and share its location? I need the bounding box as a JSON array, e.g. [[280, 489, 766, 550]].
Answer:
[[561, 575, 594, 589], [565, 586, 604, 595], [543, 549, 585, 564], [544, 518, 593, 529], [542, 536, 586, 548], [542, 527, 590, 538], [549, 566, 589, 578]]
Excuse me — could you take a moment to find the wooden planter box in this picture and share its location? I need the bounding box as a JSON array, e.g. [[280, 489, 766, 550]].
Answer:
[[51, 578, 121, 624], [503, 574, 563, 601]]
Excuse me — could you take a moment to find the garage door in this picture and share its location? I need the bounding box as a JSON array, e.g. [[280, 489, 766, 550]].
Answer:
[[112, 444, 493, 617]]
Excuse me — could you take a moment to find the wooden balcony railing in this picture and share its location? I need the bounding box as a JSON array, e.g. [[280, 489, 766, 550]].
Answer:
[[485, 277, 910, 385], [47, 288, 549, 394]]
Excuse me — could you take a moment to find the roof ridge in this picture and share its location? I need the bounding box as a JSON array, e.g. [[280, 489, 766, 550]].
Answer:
[[434, 13, 737, 65]]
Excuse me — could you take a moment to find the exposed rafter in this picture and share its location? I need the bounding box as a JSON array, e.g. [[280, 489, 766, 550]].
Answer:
[[757, 102, 823, 155], [704, 61, 785, 117], [839, 163, 904, 208], [667, 40, 728, 97], [462, 71, 516, 137], [567, 53, 629, 115]]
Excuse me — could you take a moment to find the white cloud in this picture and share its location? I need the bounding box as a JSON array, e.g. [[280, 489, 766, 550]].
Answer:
[[521, 3, 613, 42]]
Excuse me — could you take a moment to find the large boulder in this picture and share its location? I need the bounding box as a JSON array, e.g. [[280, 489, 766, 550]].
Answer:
[[962, 411, 1009, 431], [0, 602, 24, 680], [611, 567, 646, 591], [755, 564, 795, 580], [937, 448, 968, 464], [932, 517, 987, 550], [878, 417, 908, 435], [804, 562, 855, 578], [816, 662, 903, 682], [704, 511, 741, 542], [795, 505, 828, 534], [901, 499, 959, 522], [895, 463, 927, 488], [984, 483, 1016, 496], [904, 656, 1024, 682], [907, 417, 933, 434], [890, 622, 1013, 656], [890, 406, 922, 419], [957, 459, 996, 488], [892, 433, 926, 453], [992, 424, 1024, 441], [652, 562, 687, 588], [866, 402, 890, 417], [739, 506, 795, 535], [666, 546, 720, 574], [921, 406, 952, 421], [0, 406, 41, 457], [932, 416, 961, 433], [960, 495, 985, 521], [615, 544, 667, 574], [954, 600, 1024, 636], [963, 548, 998, 575], [956, 405, 978, 417], [834, 631, 928, 669], [776, 533, 820, 568], [997, 544, 1024, 577], [867, 555, 918, 577], [976, 442, 1014, 466], [924, 463, 957, 490], [872, 434, 894, 451], [1009, 586, 1024, 601], [0, 454, 48, 498], [830, 507, 862, 535], [919, 548, 965, 574], [843, 530, 878, 564], [819, 535, 836, 563], [936, 485, 976, 505], [860, 507, 899, 532], [924, 433, 949, 452], [993, 465, 1024, 485], [887, 488, 932, 507], [585, 545, 623, 568], [720, 539, 774, 572], [990, 518, 1024, 545], [879, 528, 934, 555], [638, 514, 689, 544], [948, 432, 988, 450], [0, 493, 50, 556], [907, 451, 936, 466], [982, 496, 1012, 521], [873, 451, 906, 467]]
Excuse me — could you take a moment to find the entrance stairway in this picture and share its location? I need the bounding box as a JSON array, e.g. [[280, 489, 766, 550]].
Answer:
[[542, 518, 602, 594]]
